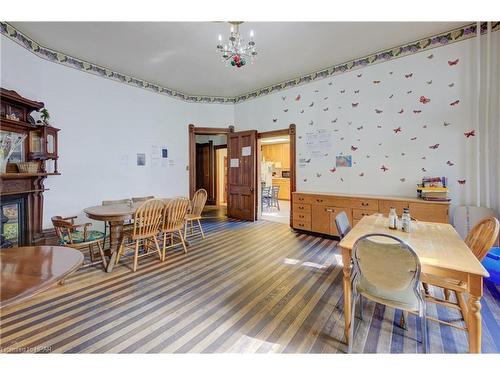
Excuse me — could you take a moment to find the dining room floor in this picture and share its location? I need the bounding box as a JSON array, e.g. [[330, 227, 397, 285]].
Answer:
[[0, 217, 498, 354]]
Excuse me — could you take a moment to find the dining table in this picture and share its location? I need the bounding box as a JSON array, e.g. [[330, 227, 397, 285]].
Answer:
[[338, 214, 489, 353], [84, 198, 172, 273], [0, 246, 83, 308]]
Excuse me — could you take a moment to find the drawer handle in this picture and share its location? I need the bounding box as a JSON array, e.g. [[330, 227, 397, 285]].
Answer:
[[299, 215, 305, 219], [326, 208, 335, 212], [316, 199, 323, 203], [361, 202, 369, 206]]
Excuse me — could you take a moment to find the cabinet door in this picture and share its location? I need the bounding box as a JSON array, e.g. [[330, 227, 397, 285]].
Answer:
[[311, 205, 332, 234], [282, 143, 290, 169], [409, 203, 449, 223]]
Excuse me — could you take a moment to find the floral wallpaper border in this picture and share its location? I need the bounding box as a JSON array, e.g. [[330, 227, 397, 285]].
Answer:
[[1, 21, 498, 104]]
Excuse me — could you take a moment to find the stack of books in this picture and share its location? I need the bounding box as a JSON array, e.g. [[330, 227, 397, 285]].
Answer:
[[417, 177, 451, 202]]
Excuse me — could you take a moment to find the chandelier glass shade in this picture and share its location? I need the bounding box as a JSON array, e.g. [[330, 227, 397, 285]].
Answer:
[[216, 22, 257, 68]]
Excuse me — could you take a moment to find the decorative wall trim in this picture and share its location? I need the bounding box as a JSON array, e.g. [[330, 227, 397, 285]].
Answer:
[[1, 21, 498, 105]]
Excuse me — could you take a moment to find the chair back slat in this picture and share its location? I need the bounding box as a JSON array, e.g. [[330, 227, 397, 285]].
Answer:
[[132, 199, 165, 240], [102, 198, 131, 206], [464, 217, 500, 261], [191, 189, 208, 217], [162, 198, 190, 232], [335, 211, 352, 239], [132, 196, 155, 203], [353, 234, 420, 292]]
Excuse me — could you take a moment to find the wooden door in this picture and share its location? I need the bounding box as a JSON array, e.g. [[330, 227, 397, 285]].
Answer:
[[196, 141, 215, 205], [227, 130, 257, 221]]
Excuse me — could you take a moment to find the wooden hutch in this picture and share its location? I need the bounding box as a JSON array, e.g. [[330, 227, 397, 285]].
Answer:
[[0, 88, 60, 247]]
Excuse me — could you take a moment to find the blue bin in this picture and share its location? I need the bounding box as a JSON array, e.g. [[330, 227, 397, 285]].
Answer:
[[482, 247, 500, 285]]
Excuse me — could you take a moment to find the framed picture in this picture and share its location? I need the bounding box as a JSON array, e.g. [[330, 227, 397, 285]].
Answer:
[[136, 153, 146, 166], [336, 155, 352, 168]]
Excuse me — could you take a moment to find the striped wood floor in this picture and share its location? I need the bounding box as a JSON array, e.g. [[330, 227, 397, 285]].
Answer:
[[0, 218, 499, 353]]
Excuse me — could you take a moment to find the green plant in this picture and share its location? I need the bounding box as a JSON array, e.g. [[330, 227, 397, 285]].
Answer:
[[40, 108, 50, 123]]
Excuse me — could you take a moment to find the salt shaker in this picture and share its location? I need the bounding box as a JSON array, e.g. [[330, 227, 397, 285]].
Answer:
[[402, 208, 411, 233], [388, 207, 397, 230]]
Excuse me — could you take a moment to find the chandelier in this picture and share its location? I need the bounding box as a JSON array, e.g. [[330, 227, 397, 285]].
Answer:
[[216, 21, 257, 68]]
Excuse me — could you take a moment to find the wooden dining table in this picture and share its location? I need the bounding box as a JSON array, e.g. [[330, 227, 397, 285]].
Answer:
[[84, 199, 172, 273], [0, 246, 83, 309], [338, 214, 489, 353]]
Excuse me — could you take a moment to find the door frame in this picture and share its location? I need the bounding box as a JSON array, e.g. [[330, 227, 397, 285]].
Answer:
[[257, 124, 296, 227], [213, 144, 228, 206], [189, 124, 234, 199]]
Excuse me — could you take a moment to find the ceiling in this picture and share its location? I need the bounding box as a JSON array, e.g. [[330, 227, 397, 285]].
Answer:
[[11, 22, 469, 97]]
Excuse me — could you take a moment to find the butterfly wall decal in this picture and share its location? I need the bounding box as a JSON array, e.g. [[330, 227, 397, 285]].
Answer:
[[464, 130, 476, 138], [378, 143, 383, 146], [443, 121, 451, 126], [377, 125, 382, 128], [393, 126, 402, 133], [427, 54, 434, 59], [298, 136, 302, 139], [352, 103, 359, 108], [305, 159, 311, 163], [357, 126, 363, 130], [295, 94, 301, 101], [426, 80, 433, 85], [380, 165, 389, 172], [359, 173, 364, 177], [422, 168, 427, 172], [450, 100, 460, 106], [314, 90, 319, 93], [407, 91, 413, 94], [281, 96, 286, 101], [348, 121, 352, 125], [446, 160, 455, 166], [283, 109, 289, 112], [385, 155, 389, 158], [410, 137, 417, 140], [400, 178, 406, 182], [405, 73, 413, 78], [351, 145, 358, 151], [329, 167, 337, 173], [323, 107, 329, 112], [422, 125, 428, 129], [429, 144, 440, 149], [328, 82, 333, 85], [340, 178, 344, 182], [324, 97, 328, 100], [373, 80, 381, 84], [357, 74, 362, 78], [354, 90, 360, 94], [401, 152, 406, 156], [448, 83, 455, 88], [308, 120, 314, 125], [366, 155, 371, 158], [398, 108, 404, 114], [300, 110, 304, 114], [413, 110, 422, 114], [303, 178, 308, 182], [419, 96, 431, 104], [309, 102, 314, 107], [340, 137, 345, 140], [332, 118, 338, 123], [389, 71, 394, 75], [375, 109, 383, 114], [448, 59, 459, 66], [458, 179, 466, 185], [389, 94, 394, 99], [316, 173, 322, 178], [340, 89, 345, 94], [272, 118, 277, 123]]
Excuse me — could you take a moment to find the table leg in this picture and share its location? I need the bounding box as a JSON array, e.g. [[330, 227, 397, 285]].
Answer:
[[342, 247, 352, 343], [106, 220, 124, 273], [467, 275, 483, 353]]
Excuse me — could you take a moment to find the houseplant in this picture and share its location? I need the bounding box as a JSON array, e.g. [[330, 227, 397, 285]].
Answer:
[[40, 108, 50, 125]]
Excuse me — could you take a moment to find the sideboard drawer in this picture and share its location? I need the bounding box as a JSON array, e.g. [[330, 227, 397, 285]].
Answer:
[[293, 220, 311, 231], [294, 211, 311, 222], [350, 198, 379, 211], [293, 203, 311, 213], [310, 195, 351, 207], [352, 209, 378, 220], [379, 199, 409, 216]]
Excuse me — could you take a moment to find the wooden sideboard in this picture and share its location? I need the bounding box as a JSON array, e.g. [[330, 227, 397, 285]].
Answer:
[[292, 191, 450, 237]]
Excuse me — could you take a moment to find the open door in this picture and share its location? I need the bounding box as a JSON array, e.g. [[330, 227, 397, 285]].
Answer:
[[227, 130, 257, 221]]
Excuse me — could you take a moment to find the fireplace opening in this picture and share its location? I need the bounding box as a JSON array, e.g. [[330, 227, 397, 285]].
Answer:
[[1, 194, 27, 248]]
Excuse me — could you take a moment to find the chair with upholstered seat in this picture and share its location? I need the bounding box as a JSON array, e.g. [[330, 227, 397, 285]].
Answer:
[[115, 198, 164, 272], [349, 233, 428, 353], [160, 197, 190, 258], [421, 217, 499, 337], [185, 189, 208, 240], [52, 215, 107, 270], [335, 211, 352, 239]]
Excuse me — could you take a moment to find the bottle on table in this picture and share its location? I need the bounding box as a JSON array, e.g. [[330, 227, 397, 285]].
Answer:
[[388, 207, 398, 230], [402, 207, 411, 233]]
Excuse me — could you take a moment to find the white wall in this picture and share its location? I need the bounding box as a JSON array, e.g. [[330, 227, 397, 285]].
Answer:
[[235, 33, 500, 218], [1, 35, 234, 229]]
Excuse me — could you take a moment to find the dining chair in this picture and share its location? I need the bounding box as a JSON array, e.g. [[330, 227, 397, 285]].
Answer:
[[421, 217, 499, 336], [115, 198, 164, 272], [271, 186, 280, 210], [261, 186, 271, 211], [101, 198, 132, 248], [160, 197, 190, 259], [335, 211, 352, 239], [185, 189, 208, 240], [52, 215, 107, 270], [349, 233, 428, 353], [132, 196, 155, 203]]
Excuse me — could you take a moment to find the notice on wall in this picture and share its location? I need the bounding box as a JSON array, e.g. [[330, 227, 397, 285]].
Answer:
[[137, 153, 146, 166], [241, 146, 252, 157], [161, 147, 168, 158], [305, 129, 332, 158], [230, 158, 240, 168]]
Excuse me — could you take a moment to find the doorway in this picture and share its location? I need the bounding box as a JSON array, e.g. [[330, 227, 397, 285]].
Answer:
[[189, 125, 233, 218], [257, 125, 296, 226]]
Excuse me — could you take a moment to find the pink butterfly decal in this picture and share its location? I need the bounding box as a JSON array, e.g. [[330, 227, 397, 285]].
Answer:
[[450, 100, 460, 106], [352, 103, 359, 108], [413, 110, 422, 114], [405, 73, 413, 78], [393, 126, 402, 133], [398, 108, 404, 114], [295, 94, 301, 101], [458, 179, 466, 185], [351, 145, 358, 151], [464, 130, 475, 138], [419, 96, 431, 104], [375, 109, 383, 114], [448, 59, 459, 66], [446, 160, 455, 166], [329, 167, 337, 173], [380, 165, 389, 172], [429, 144, 440, 149]]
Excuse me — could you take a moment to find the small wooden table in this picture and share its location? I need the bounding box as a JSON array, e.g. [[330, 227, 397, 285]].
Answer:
[[338, 214, 489, 353], [84, 199, 171, 273], [0, 246, 83, 309]]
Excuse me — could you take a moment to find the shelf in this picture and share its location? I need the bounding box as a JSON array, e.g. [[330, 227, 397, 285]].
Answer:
[[1, 189, 47, 196], [0, 172, 60, 179]]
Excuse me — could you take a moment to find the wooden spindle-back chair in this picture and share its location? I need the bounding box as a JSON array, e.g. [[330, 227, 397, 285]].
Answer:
[[51, 215, 107, 270], [131, 196, 155, 203], [185, 189, 208, 240], [115, 198, 165, 272], [160, 197, 190, 259]]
